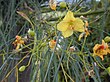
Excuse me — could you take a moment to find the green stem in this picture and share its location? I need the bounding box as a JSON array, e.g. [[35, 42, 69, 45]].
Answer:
[[81, 36, 86, 53], [80, 36, 88, 71]]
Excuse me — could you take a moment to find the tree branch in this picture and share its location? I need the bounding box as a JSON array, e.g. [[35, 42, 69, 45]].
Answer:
[[46, 7, 110, 21]]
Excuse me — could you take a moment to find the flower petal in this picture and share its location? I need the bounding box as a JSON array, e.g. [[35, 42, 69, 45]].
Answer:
[[73, 18, 84, 32], [63, 11, 75, 22], [93, 44, 100, 51], [99, 55, 104, 60], [62, 29, 73, 38], [78, 32, 84, 41], [102, 40, 108, 49], [57, 21, 69, 31]]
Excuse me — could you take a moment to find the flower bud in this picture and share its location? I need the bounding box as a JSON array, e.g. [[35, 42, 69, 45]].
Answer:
[[49, 40, 56, 50], [60, 1, 66, 8], [19, 65, 26, 72], [28, 29, 35, 37], [104, 36, 110, 42]]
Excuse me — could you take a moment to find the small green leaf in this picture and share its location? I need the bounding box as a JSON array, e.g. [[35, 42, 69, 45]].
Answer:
[[17, 11, 34, 29]]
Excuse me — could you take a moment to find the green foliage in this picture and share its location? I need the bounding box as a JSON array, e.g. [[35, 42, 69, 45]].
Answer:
[[0, 0, 110, 82]]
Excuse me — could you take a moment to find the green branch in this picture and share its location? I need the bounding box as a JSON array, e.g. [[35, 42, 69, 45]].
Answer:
[[46, 7, 110, 21]]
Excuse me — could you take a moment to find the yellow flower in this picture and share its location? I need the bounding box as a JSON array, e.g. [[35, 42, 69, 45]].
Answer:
[[57, 11, 84, 38], [13, 35, 24, 50], [93, 40, 110, 60], [49, 0, 57, 10], [49, 40, 56, 49]]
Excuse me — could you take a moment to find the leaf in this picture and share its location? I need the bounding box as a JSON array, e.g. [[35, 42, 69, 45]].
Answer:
[[17, 11, 34, 28]]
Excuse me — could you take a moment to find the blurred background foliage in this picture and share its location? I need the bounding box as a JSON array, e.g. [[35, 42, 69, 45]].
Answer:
[[0, 0, 110, 82]]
